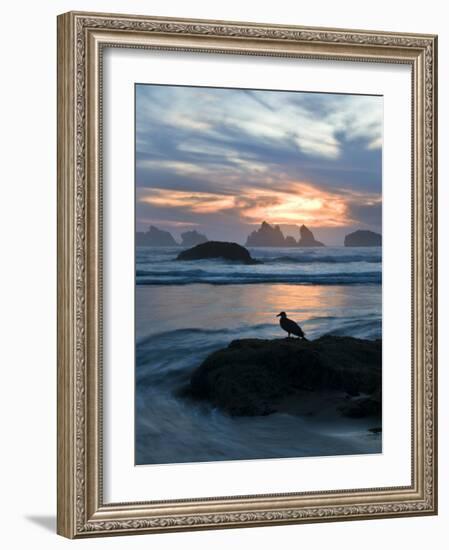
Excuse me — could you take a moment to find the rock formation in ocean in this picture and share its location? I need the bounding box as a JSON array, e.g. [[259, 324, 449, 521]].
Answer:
[[284, 236, 298, 247], [245, 221, 325, 247], [176, 241, 260, 264], [180, 230, 208, 247], [136, 225, 178, 246], [344, 230, 382, 247], [245, 221, 286, 247], [297, 224, 325, 247], [187, 336, 381, 417]]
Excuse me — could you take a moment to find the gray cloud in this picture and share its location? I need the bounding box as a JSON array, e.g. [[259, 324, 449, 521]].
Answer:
[[135, 84, 382, 242]]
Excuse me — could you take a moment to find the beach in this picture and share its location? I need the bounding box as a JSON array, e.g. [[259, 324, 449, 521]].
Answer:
[[135, 246, 382, 465]]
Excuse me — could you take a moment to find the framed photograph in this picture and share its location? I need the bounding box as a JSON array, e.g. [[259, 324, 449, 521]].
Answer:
[[57, 11, 438, 538]]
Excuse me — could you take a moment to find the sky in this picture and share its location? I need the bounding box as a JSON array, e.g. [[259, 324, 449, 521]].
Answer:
[[135, 84, 382, 246]]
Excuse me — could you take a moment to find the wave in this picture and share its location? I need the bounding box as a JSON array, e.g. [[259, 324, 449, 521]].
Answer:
[[136, 271, 382, 285], [136, 323, 275, 347], [136, 318, 381, 390], [266, 254, 381, 264], [137, 318, 380, 344], [137, 255, 381, 267], [136, 324, 276, 389], [136, 268, 207, 277]]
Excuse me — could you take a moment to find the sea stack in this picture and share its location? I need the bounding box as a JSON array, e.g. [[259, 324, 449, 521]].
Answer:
[[297, 225, 325, 247], [246, 221, 286, 247], [344, 230, 382, 247], [136, 225, 178, 246], [245, 222, 325, 247], [284, 236, 298, 247]]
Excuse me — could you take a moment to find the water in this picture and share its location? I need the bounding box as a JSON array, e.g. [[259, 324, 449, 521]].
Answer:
[[136, 246, 381, 285], [135, 246, 382, 465]]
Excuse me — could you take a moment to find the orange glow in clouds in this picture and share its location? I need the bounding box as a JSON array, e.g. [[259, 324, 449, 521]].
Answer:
[[141, 190, 235, 214], [240, 183, 349, 227], [139, 182, 378, 228]]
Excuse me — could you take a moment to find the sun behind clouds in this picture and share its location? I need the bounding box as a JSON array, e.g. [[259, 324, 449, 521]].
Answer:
[[135, 84, 382, 242], [138, 180, 377, 229]]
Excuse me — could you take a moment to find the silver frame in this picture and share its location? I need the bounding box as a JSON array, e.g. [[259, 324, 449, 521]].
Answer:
[[57, 11, 438, 538]]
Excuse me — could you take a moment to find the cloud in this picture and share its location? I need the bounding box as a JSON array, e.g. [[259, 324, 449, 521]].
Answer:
[[137, 180, 380, 229], [138, 159, 210, 177], [136, 85, 382, 163], [347, 200, 382, 227], [135, 84, 383, 238], [139, 188, 235, 214], [137, 217, 199, 228]]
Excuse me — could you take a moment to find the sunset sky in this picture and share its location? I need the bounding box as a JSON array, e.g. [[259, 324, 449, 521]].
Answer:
[[135, 84, 382, 245]]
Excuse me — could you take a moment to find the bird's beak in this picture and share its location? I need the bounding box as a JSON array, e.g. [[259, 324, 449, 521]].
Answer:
[[276, 313, 281, 317]]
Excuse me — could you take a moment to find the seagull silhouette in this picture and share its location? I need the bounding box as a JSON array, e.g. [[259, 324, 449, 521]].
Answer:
[[276, 312, 307, 339]]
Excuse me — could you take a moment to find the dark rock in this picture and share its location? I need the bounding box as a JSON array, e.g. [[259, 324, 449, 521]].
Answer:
[[136, 225, 178, 246], [338, 393, 381, 418], [298, 225, 325, 247], [344, 230, 382, 247], [246, 221, 286, 247], [176, 241, 260, 264], [368, 426, 382, 434], [180, 230, 208, 247], [189, 336, 381, 417]]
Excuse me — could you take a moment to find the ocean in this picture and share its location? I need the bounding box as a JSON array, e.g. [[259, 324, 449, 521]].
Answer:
[[135, 246, 382, 465]]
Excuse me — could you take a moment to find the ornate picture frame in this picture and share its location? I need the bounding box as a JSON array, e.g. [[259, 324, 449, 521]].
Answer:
[[57, 11, 437, 538]]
